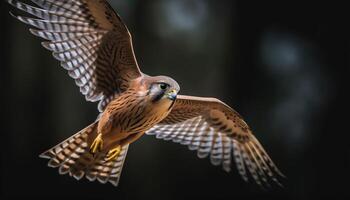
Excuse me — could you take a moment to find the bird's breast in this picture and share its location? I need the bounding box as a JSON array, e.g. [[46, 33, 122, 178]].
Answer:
[[105, 95, 173, 136]]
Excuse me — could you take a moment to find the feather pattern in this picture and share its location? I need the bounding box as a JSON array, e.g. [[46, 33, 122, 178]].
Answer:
[[8, 0, 283, 189], [40, 122, 129, 187], [8, 0, 142, 112], [147, 95, 285, 187]]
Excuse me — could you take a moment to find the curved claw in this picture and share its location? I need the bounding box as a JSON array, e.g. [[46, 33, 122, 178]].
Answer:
[[90, 133, 103, 154], [106, 145, 121, 161]]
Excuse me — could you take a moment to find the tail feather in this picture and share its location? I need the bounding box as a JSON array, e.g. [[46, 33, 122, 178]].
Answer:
[[40, 122, 129, 187], [85, 144, 129, 186]]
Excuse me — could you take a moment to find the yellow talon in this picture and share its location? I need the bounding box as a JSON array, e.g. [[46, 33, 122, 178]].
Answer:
[[106, 145, 122, 161], [90, 133, 103, 154]]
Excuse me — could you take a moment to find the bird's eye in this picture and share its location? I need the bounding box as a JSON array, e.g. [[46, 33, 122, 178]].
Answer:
[[159, 83, 167, 90]]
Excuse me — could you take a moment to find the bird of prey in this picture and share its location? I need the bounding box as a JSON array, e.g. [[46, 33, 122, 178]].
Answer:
[[8, 0, 284, 187]]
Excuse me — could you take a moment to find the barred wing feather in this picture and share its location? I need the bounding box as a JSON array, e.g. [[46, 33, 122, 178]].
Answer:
[[147, 95, 285, 187], [8, 0, 142, 112]]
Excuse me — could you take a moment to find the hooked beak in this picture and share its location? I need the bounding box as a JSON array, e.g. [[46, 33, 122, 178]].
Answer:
[[166, 89, 177, 101]]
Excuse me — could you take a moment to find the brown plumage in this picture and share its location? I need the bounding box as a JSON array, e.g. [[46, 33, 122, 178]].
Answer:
[[9, 0, 284, 188]]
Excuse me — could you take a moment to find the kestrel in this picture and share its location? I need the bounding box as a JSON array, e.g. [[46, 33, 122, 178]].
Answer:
[[9, 0, 284, 187]]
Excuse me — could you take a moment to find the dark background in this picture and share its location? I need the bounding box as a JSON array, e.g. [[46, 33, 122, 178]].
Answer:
[[1, 0, 349, 199]]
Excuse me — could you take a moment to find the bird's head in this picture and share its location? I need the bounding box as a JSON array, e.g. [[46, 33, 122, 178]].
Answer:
[[144, 75, 180, 103]]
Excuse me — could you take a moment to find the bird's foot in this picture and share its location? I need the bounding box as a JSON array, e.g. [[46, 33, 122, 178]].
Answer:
[[90, 133, 103, 154], [106, 145, 121, 161]]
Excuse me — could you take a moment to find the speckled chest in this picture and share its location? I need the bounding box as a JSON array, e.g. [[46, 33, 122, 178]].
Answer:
[[106, 95, 174, 134]]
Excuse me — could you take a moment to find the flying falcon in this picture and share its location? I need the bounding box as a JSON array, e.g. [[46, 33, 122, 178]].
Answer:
[[8, 0, 284, 187]]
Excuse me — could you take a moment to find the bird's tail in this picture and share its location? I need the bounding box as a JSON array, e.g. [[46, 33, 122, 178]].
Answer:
[[40, 122, 129, 187]]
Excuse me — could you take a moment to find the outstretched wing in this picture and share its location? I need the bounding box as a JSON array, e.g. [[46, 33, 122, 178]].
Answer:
[[8, 0, 142, 111], [147, 95, 284, 187]]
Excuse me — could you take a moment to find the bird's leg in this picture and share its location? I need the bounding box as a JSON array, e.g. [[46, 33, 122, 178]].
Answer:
[[90, 133, 103, 154], [104, 132, 143, 161], [105, 145, 121, 161]]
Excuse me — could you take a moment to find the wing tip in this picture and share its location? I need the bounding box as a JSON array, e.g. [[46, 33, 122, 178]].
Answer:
[[7, 0, 16, 7], [41, 41, 52, 51], [8, 11, 17, 19], [29, 28, 40, 36]]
